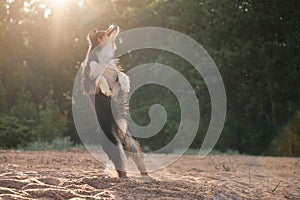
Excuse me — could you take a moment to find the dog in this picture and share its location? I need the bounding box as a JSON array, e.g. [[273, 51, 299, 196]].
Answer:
[[81, 24, 148, 178]]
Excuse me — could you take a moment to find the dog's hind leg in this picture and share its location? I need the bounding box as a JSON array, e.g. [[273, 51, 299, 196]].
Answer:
[[116, 128, 148, 176], [93, 93, 127, 178], [98, 126, 127, 178]]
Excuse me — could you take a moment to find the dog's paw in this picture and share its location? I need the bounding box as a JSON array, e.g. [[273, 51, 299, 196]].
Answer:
[[96, 86, 112, 97], [101, 88, 112, 97], [99, 84, 112, 97], [95, 76, 112, 97]]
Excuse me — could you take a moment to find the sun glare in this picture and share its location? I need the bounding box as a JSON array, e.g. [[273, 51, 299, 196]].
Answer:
[[37, 0, 85, 18], [21, 0, 86, 19], [48, 0, 67, 7]]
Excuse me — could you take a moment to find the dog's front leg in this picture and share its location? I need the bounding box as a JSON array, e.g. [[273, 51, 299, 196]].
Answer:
[[95, 76, 112, 97], [118, 72, 130, 93], [89, 61, 105, 79]]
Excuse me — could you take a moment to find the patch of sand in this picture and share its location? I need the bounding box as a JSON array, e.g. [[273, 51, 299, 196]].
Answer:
[[0, 150, 299, 199]]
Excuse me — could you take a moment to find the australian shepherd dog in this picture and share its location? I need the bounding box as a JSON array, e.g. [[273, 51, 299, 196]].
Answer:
[[81, 24, 148, 178]]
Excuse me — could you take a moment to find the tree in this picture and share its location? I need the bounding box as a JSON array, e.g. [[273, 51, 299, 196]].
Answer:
[[35, 90, 68, 142], [0, 0, 299, 154], [0, 116, 33, 149], [115, 0, 300, 154], [0, 80, 7, 112], [266, 111, 300, 156], [10, 87, 39, 122]]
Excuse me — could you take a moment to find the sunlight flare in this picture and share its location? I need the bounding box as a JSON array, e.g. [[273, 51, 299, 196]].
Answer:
[[47, 0, 67, 7]]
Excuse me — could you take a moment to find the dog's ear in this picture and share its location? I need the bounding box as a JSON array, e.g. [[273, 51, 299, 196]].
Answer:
[[87, 28, 99, 46], [88, 28, 98, 38]]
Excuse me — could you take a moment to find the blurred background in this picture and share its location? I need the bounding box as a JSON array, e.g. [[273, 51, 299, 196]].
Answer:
[[0, 0, 299, 156]]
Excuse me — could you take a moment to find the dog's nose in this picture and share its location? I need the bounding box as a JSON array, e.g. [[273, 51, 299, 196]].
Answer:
[[106, 24, 119, 36], [112, 23, 118, 27], [109, 24, 116, 30]]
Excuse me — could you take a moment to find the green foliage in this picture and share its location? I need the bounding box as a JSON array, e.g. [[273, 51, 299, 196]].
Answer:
[[0, 87, 39, 148], [0, 115, 35, 149], [24, 137, 73, 151], [35, 90, 68, 142], [0, 88, 68, 148], [115, 0, 300, 155], [0, 0, 299, 154], [0, 80, 7, 112], [265, 111, 300, 156], [130, 84, 181, 151], [10, 87, 39, 123]]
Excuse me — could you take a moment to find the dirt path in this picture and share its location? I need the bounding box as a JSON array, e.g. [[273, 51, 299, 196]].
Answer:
[[0, 150, 299, 199]]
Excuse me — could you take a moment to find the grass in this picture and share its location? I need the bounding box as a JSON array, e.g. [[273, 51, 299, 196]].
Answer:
[[20, 137, 73, 151], [272, 181, 282, 193], [222, 164, 231, 171]]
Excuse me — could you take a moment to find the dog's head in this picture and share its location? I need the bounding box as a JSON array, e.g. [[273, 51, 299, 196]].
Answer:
[[87, 24, 119, 55], [82, 24, 120, 95]]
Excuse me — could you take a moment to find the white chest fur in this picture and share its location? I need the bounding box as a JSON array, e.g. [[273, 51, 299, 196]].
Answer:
[[88, 59, 130, 96]]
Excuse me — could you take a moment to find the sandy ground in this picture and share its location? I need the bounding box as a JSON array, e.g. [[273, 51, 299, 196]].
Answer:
[[0, 149, 299, 200]]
